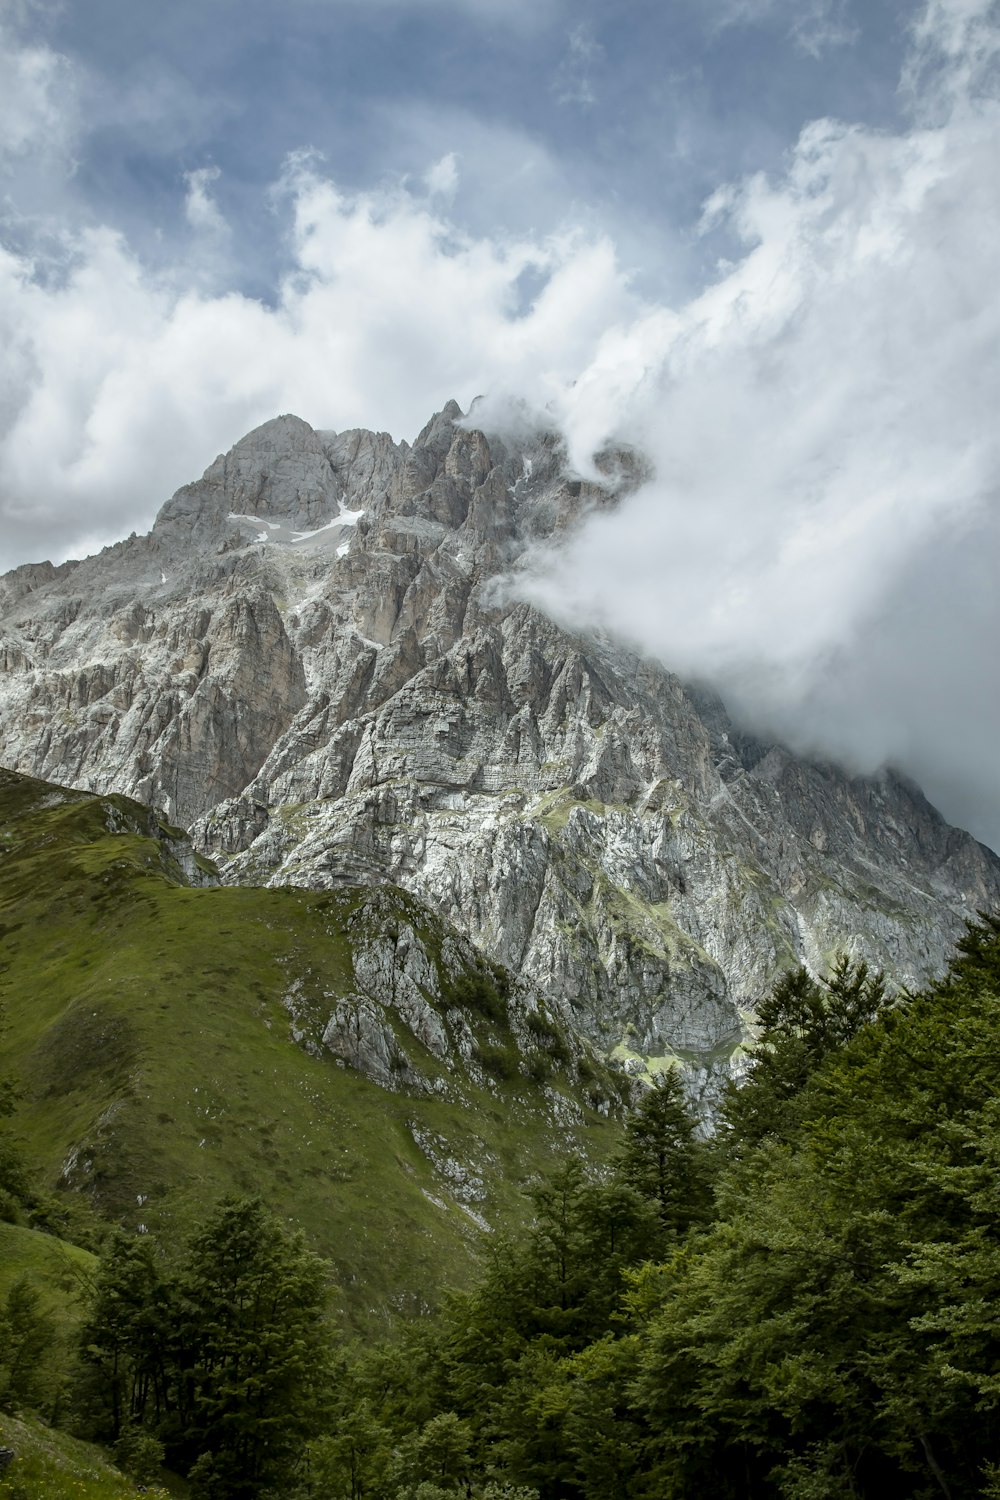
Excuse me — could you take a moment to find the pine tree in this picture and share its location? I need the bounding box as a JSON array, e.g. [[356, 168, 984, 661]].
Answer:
[[77, 1230, 167, 1439], [720, 956, 887, 1153], [614, 1072, 711, 1234], [0, 1276, 57, 1413], [168, 1195, 332, 1499]]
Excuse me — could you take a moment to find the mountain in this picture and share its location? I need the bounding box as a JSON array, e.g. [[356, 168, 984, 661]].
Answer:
[[1, 403, 998, 1093], [0, 766, 622, 1324]]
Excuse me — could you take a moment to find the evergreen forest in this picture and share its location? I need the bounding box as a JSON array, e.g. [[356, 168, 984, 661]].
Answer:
[[3, 918, 1000, 1498]]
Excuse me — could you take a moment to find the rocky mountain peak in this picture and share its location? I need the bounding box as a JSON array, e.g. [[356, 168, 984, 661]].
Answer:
[[2, 403, 998, 1095], [154, 411, 348, 545]]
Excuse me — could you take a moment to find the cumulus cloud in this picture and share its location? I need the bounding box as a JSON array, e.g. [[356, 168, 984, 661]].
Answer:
[[0, 0, 998, 850], [0, 156, 639, 567]]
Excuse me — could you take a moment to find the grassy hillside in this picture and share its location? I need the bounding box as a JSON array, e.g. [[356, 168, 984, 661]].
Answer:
[[0, 1221, 93, 1305], [0, 768, 624, 1327], [0, 1410, 182, 1499]]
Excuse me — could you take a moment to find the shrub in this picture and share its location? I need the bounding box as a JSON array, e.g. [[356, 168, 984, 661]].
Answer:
[[113, 1423, 165, 1484], [476, 1044, 518, 1081]]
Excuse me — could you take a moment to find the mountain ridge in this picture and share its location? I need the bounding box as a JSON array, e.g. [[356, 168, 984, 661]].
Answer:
[[2, 403, 997, 1086], [0, 764, 621, 1324]]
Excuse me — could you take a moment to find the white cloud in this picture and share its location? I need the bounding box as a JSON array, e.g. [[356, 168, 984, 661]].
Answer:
[[511, 0, 1000, 849], [710, 0, 857, 56], [0, 0, 998, 851], [423, 152, 459, 201], [0, 6, 75, 165], [903, 0, 1000, 116], [184, 166, 228, 237], [0, 158, 638, 567]]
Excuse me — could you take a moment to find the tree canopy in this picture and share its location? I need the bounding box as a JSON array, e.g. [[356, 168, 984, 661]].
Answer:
[[14, 920, 1000, 1499], [79, 1196, 332, 1499]]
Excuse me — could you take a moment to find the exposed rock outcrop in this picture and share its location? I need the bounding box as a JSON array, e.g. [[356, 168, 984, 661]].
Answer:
[[2, 406, 997, 1079]]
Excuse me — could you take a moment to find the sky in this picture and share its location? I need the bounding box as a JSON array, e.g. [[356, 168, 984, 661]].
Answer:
[[1, 0, 998, 850]]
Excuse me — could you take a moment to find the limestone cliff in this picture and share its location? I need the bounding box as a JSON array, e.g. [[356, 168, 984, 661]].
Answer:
[[1, 403, 997, 1082]]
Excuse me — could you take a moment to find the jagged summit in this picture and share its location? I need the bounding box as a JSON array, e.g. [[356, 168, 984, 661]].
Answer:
[[1, 404, 998, 1085]]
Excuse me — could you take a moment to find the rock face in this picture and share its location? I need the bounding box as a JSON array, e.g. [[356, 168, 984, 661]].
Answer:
[[1, 404, 998, 1077]]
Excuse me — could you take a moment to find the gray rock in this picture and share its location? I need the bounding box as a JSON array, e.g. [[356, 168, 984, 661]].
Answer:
[[2, 403, 998, 1080]]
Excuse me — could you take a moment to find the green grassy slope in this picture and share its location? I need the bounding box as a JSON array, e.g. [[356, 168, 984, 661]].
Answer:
[[0, 1222, 95, 1426], [0, 769, 622, 1326], [0, 1222, 93, 1305], [0, 1410, 179, 1500]]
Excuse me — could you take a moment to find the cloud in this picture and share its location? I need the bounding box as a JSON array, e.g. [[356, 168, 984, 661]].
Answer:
[[553, 23, 604, 107], [0, 157, 638, 567], [711, 0, 857, 56], [361, 102, 587, 241], [902, 0, 1000, 115], [0, 0, 998, 851], [184, 167, 228, 236], [510, 0, 1000, 849], [0, 5, 75, 166], [423, 152, 459, 201]]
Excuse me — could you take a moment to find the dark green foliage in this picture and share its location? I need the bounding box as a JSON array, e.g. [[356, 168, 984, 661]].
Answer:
[[78, 1196, 332, 1500], [526, 1055, 552, 1085], [513, 1332, 644, 1500], [307, 924, 1000, 1500], [168, 1196, 331, 1498], [630, 921, 1000, 1499], [476, 1042, 519, 1080], [524, 1012, 570, 1065], [449, 1157, 663, 1372], [0, 1276, 57, 1413], [77, 1232, 167, 1440], [302, 1396, 394, 1499], [614, 1071, 713, 1232], [524, 1012, 556, 1041], [111, 1422, 165, 1484], [388, 1410, 475, 1497], [719, 954, 888, 1153], [443, 964, 510, 1025], [946, 910, 1000, 989], [388, 1094, 705, 1496]]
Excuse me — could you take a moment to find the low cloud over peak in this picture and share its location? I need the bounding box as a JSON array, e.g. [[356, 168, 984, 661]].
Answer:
[[0, 0, 998, 851], [510, 3, 1000, 849]]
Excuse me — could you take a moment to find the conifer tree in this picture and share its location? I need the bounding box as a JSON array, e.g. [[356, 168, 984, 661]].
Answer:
[[168, 1195, 331, 1500], [0, 1276, 57, 1413], [614, 1071, 711, 1234], [77, 1231, 167, 1439], [79, 1196, 333, 1498], [720, 955, 887, 1153]]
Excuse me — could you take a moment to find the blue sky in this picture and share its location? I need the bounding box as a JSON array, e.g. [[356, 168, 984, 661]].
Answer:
[[2, 0, 1000, 850], [16, 0, 910, 300]]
